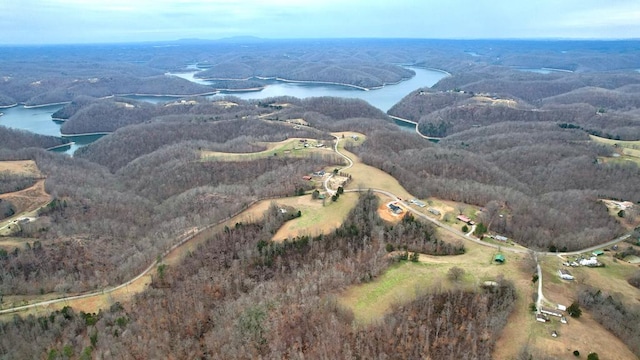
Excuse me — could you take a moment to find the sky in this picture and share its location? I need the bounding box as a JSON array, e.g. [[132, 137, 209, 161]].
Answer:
[[2, 0, 640, 44]]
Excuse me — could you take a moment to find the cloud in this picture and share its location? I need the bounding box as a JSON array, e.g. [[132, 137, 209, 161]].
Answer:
[[2, 0, 640, 44]]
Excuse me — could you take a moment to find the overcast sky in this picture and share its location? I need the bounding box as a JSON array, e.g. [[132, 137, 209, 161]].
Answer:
[[2, 0, 640, 44]]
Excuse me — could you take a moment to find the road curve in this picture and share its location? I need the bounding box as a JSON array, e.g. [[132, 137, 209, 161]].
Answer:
[[1, 134, 633, 316]]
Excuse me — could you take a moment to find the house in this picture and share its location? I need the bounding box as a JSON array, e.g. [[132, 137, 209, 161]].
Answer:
[[557, 304, 567, 311], [312, 170, 325, 176], [388, 203, 403, 215], [456, 215, 475, 225], [410, 199, 426, 208], [494, 254, 505, 263], [592, 250, 604, 257], [558, 269, 574, 280], [302, 175, 312, 181], [541, 307, 562, 317], [427, 207, 441, 215], [494, 235, 508, 242], [579, 257, 598, 266]]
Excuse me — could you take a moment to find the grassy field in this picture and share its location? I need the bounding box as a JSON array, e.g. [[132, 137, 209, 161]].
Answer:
[[591, 135, 640, 166], [201, 137, 336, 162], [272, 192, 358, 241], [338, 231, 526, 324]]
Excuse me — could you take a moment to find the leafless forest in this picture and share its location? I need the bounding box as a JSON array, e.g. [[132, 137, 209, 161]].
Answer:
[[0, 39, 639, 358]]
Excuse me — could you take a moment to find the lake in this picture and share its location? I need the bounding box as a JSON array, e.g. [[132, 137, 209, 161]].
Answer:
[[0, 67, 448, 155]]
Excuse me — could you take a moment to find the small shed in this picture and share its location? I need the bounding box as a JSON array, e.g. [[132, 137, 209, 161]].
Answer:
[[494, 254, 505, 263], [592, 250, 604, 256]]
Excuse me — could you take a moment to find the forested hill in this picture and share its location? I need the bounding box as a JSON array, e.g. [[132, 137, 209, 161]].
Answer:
[[349, 122, 639, 251], [0, 126, 70, 150], [389, 68, 640, 139], [3, 39, 640, 107]]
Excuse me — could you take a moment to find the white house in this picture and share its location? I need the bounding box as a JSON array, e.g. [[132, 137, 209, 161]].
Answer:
[[579, 257, 598, 266], [558, 269, 574, 280]]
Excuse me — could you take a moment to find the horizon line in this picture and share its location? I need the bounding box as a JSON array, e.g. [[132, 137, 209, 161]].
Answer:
[[2, 36, 640, 47]]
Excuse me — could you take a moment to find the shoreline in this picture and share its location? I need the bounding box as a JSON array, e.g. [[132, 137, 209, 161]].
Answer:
[[199, 66, 438, 92], [23, 101, 71, 109], [61, 131, 111, 137], [45, 142, 74, 151], [23, 91, 221, 108], [388, 115, 442, 141]]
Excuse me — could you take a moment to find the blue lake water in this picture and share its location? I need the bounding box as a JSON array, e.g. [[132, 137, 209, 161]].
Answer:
[[0, 67, 448, 155]]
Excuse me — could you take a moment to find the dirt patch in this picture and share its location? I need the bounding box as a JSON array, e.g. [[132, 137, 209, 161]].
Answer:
[[0, 180, 50, 216], [0, 160, 42, 177], [212, 100, 237, 108], [377, 201, 406, 224], [473, 95, 518, 108]]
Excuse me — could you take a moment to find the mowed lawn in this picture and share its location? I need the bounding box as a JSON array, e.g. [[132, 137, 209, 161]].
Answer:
[[338, 233, 527, 324], [272, 192, 359, 241]]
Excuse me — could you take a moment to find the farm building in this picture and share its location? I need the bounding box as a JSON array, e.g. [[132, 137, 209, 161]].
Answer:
[[427, 207, 440, 215], [410, 199, 426, 207], [541, 307, 563, 317], [494, 254, 505, 263], [536, 313, 549, 323], [456, 214, 475, 225], [592, 250, 604, 256], [558, 269, 574, 280], [557, 304, 567, 311]]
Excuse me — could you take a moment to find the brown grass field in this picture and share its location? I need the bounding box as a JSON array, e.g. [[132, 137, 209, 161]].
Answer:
[[200, 137, 335, 162], [0, 160, 42, 177]]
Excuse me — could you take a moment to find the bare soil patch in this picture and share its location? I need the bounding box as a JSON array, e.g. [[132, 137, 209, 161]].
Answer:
[[376, 200, 406, 224], [0, 180, 50, 216]]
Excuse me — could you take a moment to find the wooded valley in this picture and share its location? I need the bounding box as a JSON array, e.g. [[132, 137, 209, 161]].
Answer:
[[0, 39, 639, 359]]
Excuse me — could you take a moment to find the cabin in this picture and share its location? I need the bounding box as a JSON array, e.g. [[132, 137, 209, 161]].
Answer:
[[456, 214, 475, 225], [494, 254, 505, 263], [558, 269, 574, 280]]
